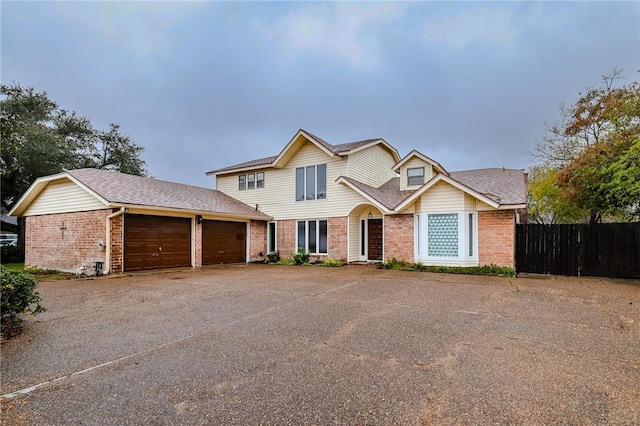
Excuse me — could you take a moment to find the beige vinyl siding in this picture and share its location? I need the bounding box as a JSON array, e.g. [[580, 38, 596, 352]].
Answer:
[[347, 145, 397, 187], [217, 142, 371, 220], [400, 158, 434, 190], [464, 193, 477, 210], [348, 214, 360, 262], [23, 180, 106, 216], [419, 181, 465, 212]]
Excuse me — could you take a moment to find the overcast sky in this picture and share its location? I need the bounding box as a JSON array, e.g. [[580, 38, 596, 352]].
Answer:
[[2, 1, 638, 188]]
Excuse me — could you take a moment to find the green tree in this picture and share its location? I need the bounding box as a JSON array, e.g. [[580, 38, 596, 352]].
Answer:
[[532, 69, 640, 223], [1, 83, 148, 256], [527, 165, 586, 224]]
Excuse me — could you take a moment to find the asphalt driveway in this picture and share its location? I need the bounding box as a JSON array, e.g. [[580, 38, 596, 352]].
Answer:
[[2, 265, 639, 424]]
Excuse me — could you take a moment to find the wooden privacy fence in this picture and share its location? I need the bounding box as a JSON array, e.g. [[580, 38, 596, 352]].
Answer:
[[516, 223, 640, 278]]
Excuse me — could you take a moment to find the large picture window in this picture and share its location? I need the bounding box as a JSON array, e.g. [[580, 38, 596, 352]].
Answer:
[[295, 164, 327, 201], [297, 219, 328, 254], [416, 212, 477, 263]]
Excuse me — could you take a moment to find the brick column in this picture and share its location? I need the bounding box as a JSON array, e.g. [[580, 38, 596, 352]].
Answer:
[[478, 210, 516, 268], [328, 216, 348, 262], [383, 214, 414, 262], [249, 220, 267, 262], [194, 219, 202, 268], [277, 219, 296, 259]]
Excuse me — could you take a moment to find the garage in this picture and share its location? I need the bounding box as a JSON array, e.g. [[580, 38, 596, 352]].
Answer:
[[202, 220, 246, 265], [124, 214, 192, 272]]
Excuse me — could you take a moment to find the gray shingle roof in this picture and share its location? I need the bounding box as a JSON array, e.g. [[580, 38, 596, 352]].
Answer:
[[340, 177, 413, 210], [209, 130, 382, 174], [341, 168, 526, 209], [66, 169, 271, 219], [449, 168, 527, 205]]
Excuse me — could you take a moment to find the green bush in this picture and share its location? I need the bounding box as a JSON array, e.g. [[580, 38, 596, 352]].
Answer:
[[292, 248, 310, 265], [1, 244, 24, 264], [1, 265, 46, 338], [266, 251, 280, 263], [376, 260, 516, 277], [320, 258, 345, 267], [276, 258, 296, 265]]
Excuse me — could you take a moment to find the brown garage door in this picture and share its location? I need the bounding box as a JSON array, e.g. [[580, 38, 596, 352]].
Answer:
[[202, 220, 246, 265], [124, 214, 191, 272]]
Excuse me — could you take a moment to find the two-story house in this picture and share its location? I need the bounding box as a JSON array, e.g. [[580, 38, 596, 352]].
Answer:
[[10, 128, 526, 274], [209, 129, 527, 267]]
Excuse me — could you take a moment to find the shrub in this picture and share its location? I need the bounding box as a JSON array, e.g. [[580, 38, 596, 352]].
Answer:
[[266, 251, 280, 263], [320, 258, 345, 267], [1, 244, 24, 264], [1, 265, 46, 338], [375, 260, 516, 277], [292, 248, 310, 265], [276, 258, 296, 265]]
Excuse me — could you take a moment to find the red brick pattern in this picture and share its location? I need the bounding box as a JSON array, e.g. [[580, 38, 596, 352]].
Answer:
[[276, 219, 297, 258], [194, 220, 202, 268], [249, 220, 267, 262], [478, 210, 515, 268], [328, 216, 348, 262], [383, 214, 414, 262], [110, 214, 124, 273], [26, 209, 112, 273]]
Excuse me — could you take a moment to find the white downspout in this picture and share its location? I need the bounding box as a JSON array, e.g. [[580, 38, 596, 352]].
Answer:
[[105, 207, 126, 274]]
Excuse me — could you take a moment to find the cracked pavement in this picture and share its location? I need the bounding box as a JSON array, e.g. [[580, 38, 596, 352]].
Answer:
[[1, 265, 639, 424]]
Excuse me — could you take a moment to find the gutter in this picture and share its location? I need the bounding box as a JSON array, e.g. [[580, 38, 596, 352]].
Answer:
[[105, 207, 126, 274]]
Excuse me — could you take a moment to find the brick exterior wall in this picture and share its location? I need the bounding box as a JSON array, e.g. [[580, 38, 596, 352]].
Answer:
[[478, 210, 515, 268], [276, 219, 297, 259], [194, 220, 202, 268], [249, 220, 267, 262], [383, 214, 414, 262], [328, 216, 348, 262], [26, 209, 112, 273], [110, 214, 124, 273]]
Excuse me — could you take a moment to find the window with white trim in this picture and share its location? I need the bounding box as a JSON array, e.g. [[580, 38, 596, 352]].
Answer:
[[416, 212, 477, 262], [407, 167, 425, 186], [268, 222, 277, 253], [297, 219, 328, 254], [295, 164, 326, 201], [238, 172, 264, 191]]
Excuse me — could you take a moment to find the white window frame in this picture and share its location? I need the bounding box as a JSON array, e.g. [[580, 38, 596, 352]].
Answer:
[[415, 211, 478, 264], [267, 221, 277, 254], [295, 164, 327, 202], [296, 219, 329, 254], [407, 167, 425, 186]]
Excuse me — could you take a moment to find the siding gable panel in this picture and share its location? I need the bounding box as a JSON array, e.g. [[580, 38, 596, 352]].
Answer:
[[24, 180, 106, 216], [347, 145, 397, 188]]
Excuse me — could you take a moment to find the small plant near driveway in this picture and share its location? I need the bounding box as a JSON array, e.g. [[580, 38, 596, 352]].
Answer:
[[292, 248, 310, 265], [320, 258, 345, 267], [1, 265, 46, 339], [377, 258, 516, 277]]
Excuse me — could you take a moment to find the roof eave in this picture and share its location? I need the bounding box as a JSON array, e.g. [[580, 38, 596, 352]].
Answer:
[[335, 177, 393, 214], [338, 139, 401, 163], [109, 202, 273, 221], [272, 129, 335, 168], [394, 174, 501, 211], [206, 163, 276, 176]]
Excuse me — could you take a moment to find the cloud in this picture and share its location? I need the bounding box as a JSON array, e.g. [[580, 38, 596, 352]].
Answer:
[[52, 2, 207, 58], [423, 6, 516, 49], [255, 3, 406, 69]]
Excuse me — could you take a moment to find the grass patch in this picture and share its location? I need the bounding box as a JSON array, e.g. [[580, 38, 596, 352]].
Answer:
[[275, 258, 296, 266], [24, 267, 77, 281], [319, 258, 345, 267], [377, 258, 515, 277], [2, 263, 25, 272]]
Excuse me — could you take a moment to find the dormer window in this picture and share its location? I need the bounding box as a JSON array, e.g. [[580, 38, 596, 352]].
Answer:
[[407, 167, 425, 186]]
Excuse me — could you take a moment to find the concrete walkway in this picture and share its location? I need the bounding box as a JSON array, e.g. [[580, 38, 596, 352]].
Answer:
[[2, 265, 639, 424]]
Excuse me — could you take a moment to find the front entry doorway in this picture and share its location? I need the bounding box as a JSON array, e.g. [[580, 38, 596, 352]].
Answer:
[[367, 219, 383, 261]]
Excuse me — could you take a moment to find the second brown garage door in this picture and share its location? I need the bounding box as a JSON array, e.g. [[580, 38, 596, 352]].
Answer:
[[202, 220, 246, 265], [124, 214, 191, 272]]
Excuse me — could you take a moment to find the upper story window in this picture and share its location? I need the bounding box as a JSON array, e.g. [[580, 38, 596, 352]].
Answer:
[[295, 164, 326, 201], [239, 172, 264, 191], [407, 167, 425, 186]]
